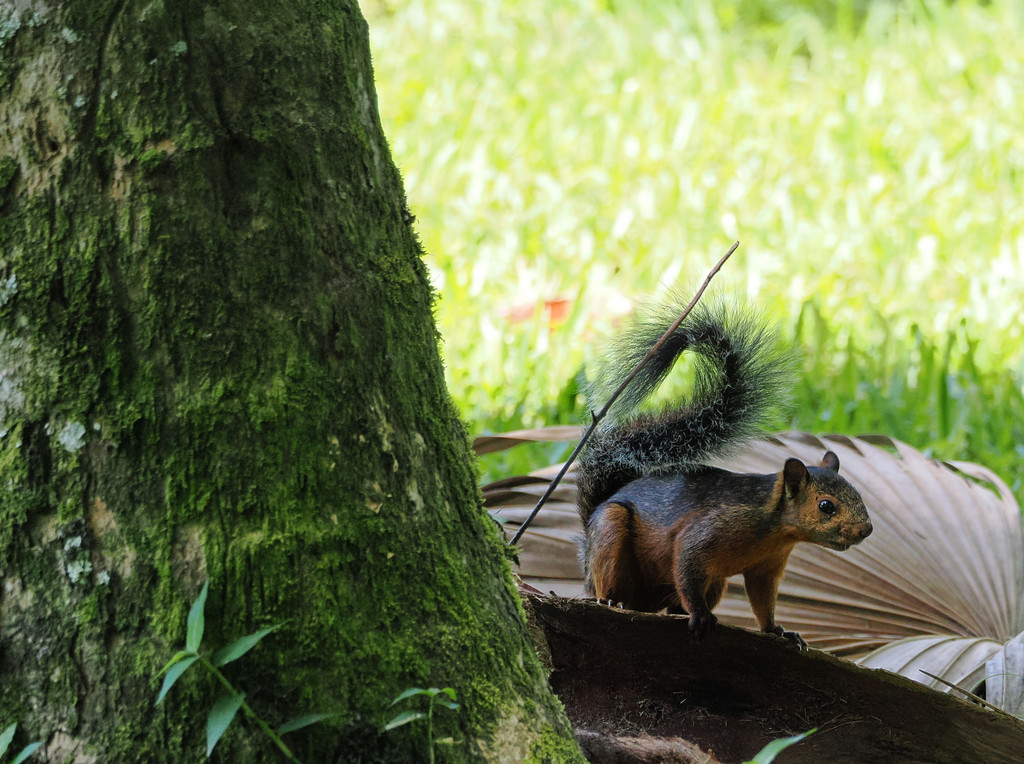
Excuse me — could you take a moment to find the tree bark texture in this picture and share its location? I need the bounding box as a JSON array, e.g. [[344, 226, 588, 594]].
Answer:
[[0, 2, 579, 761]]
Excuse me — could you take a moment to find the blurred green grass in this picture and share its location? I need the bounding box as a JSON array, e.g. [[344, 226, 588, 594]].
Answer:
[[366, 0, 1024, 501]]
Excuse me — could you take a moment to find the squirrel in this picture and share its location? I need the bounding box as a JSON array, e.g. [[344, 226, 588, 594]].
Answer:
[[576, 300, 873, 649]]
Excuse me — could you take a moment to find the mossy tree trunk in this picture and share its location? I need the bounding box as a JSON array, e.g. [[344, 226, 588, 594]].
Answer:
[[0, 1, 580, 761]]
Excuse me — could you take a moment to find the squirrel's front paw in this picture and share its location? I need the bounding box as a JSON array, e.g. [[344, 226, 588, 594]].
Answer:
[[781, 630, 807, 650], [765, 623, 807, 650], [688, 612, 717, 640]]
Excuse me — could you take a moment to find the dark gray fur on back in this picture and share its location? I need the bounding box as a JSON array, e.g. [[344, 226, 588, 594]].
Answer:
[[576, 299, 795, 522]]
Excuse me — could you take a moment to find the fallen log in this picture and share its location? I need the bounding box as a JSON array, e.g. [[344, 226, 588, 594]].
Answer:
[[524, 592, 1024, 763]]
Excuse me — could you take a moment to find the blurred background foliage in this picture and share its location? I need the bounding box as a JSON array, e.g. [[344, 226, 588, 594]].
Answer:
[[365, 0, 1024, 503]]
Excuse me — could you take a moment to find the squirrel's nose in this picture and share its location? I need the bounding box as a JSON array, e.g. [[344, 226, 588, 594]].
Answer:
[[855, 521, 873, 540]]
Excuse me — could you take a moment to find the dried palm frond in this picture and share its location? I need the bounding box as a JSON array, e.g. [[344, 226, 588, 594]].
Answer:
[[478, 427, 1024, 707]]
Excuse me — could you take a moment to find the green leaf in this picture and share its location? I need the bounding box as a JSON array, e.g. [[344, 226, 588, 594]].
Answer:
[[155, 655, 199, 705], [745, 729, 816, 764], [12, 741, 43, 764], [382, 711, 425, 731], [186, 581, 209, 653], [435, 699, 460, 712], [211, 623, 282, 667], [438, 687, 457, 702], [156, 650, 195, 678], [277, 713, 335, 735], [206, 693, 245, 758], [0, 723, 16, 756], [389, 687, 427, 706]]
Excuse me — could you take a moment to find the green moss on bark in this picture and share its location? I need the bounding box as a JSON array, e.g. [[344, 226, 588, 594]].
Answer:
[[0, 1, 580, 761]]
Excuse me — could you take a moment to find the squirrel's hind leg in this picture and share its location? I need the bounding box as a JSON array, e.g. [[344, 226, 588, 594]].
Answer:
[[585, 501, 645, 610]]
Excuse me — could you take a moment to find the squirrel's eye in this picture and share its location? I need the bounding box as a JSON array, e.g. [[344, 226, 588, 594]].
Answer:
[[818, 499, 837, 516]]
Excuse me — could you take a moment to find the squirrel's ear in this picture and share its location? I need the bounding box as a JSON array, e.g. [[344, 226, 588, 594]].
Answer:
[[821, 451, 840, 473], [783, 458, 808, 497]]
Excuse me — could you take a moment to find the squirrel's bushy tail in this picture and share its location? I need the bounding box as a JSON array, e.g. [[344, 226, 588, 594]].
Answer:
[[576, 299, 795, 521]]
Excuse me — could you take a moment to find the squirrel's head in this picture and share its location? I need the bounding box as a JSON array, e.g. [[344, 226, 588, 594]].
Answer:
[[783, 451, 873, 550]]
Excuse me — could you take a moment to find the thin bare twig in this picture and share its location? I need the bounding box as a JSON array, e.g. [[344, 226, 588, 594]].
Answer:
[[918, 670, 1006, 715], [508, 241, 739, 546]]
